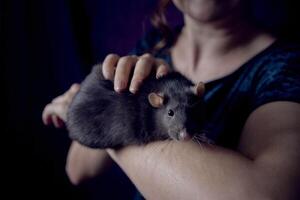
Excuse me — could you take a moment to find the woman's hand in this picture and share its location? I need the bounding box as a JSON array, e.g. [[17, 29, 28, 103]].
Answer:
[[42, 83, 80, 128], [42, 53, 169, 129], [102, 53, 170, 93]]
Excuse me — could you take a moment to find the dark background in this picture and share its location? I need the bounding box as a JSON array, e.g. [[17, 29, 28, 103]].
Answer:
[[2, 0, 159, 199], [2, 0, 299, 199]]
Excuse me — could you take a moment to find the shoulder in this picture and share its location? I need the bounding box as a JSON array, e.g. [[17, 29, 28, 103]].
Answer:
[[257, 40, 300, 73], [249, 40, 300, 110]]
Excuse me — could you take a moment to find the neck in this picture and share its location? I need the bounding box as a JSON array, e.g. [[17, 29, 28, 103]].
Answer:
[[179, 12, 275, 71], [171, 11, 276, 83], [183, 12, 260, 55]]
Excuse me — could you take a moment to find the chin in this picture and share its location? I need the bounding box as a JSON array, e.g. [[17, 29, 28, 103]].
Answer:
[[173, 0, 242, 22]]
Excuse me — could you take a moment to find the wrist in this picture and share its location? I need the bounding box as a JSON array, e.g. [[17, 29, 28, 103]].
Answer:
[[106, 148, 118, 161]]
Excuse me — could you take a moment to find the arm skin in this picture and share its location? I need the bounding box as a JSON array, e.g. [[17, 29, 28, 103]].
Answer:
[[66, 141, 113, 185], [107, 101, 300, 200]]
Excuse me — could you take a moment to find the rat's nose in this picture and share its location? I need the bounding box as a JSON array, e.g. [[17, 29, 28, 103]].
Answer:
[[178, 129, 191, 141]]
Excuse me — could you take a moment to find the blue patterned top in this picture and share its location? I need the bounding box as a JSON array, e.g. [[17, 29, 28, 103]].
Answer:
[[130, 28, 300, 149]]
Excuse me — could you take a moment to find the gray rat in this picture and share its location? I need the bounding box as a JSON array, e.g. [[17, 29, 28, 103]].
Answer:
[[66, 64, 206, 149]]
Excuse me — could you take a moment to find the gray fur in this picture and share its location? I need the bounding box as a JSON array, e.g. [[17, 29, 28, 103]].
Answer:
[[66, 64, 204, 149]]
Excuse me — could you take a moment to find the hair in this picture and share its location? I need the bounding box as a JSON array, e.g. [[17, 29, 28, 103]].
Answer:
[[150, 0, 173, 52]]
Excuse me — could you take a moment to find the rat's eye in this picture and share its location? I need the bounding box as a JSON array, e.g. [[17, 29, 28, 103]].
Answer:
[[168, 109, 174, 117]]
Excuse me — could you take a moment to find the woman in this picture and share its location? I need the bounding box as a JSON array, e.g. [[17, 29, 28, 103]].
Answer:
[[43, 0, 300, 199]]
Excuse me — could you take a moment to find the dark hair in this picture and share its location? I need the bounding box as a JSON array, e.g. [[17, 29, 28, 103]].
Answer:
[[150, 0, 173, 52]]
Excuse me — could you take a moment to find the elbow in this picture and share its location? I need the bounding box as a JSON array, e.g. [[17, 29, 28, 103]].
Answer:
[[65, 141, 91, 186], [65, 163, 87, 186]]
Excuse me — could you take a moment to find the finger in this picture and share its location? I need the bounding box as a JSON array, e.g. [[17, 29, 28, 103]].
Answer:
[[42, 104, 53, 125], [44, 115, 53, 126], [52, 115, 64, 128], [53, 83, 80, 105], [114, 56, 138, 92], [52, 96, 65, 104], [155, 58, 170, 79], [70, 83, 80, 93], [65, 83, 80, 100], [102, 54, 120, 80], [57, 117, 65, 128], [129, 54, 154, 93], [44, 102, 67, 122]]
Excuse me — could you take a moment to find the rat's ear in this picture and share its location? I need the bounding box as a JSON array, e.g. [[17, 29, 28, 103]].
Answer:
[[148, 93, 164, 108], [193, 82, 205, 97]]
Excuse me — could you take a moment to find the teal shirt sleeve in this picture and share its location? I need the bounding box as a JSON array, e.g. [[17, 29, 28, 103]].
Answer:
[[251, 48, 300, 111]]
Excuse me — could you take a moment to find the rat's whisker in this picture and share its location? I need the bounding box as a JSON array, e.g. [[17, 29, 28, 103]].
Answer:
[[192, 135, 204, 150], [193, 133, 215, 146]]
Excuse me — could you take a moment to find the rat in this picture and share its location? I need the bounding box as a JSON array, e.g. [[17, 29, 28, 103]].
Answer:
[[66, 64, 206, 149]]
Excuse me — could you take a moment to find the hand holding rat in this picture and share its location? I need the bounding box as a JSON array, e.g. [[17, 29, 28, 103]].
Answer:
[[42, 83, 80, 128], [42, 53, 170, 129], [102, 53, 170, 93]]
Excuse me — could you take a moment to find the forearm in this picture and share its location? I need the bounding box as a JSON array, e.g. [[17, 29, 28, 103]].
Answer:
[[107, 141, 270, 200], [66, 141, 113, 185]]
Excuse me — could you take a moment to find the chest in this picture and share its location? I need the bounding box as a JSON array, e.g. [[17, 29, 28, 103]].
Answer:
[[170, 46, 256, 84]]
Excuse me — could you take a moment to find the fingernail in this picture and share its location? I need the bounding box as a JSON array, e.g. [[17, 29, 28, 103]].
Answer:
[[115, 87, 122, 93], [156, 73, 165, 79], [130, 80, 142, 93], [129, 87, 137, 94], [115, 81, 125, 92]]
